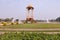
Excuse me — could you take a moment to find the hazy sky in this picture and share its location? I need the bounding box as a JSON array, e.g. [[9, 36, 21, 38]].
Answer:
[[0, 0, 60, 20]]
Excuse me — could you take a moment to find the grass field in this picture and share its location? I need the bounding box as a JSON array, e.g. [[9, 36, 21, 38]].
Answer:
[[0, 23, 60, 29]]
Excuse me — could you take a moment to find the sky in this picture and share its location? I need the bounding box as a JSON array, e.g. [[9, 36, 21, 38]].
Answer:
[[0, 0, 60, 20]]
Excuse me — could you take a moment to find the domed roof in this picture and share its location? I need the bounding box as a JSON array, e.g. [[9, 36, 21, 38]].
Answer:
[[27, 4, 33, 7], [26, 4, 34, 10]]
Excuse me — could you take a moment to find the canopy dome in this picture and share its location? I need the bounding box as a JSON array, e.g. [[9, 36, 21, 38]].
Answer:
[[26, 4, 34, 10]]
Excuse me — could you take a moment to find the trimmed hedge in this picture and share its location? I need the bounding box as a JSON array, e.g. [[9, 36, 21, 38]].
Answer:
[[0, 32, 60, 40]]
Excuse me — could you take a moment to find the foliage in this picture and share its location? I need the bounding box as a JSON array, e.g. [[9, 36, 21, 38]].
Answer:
[[0, 18, 13, 22], [2, 22, 7, 26], [14, 19, 19, 24], [0, 32, 60, 40], [11, 22, 14, 25], [56, 17, 60, 22], [16, 22, 19, 24], [15, 19, 19, 22]]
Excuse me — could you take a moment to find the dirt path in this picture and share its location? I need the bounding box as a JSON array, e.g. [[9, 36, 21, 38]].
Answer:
[[0, 31, 60, 34], [0, 28, 60, 34], [0, 28, 60, 31]]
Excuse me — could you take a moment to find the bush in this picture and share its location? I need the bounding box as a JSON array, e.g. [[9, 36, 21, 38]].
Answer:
[[0, 32, 60, 40], [11, 22, 14, 25], [2, 22, 7, 26], [16, 22, 19, 24]]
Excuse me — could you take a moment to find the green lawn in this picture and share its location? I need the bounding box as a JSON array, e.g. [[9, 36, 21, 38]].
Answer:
[[0, 23, 60, 29]]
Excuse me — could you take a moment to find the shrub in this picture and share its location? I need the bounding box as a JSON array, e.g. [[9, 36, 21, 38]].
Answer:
[[11, 22, 14, 25], [0, 32, 60, 40], [16, 22, 19, 24], [2, 22, 7, 26]]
